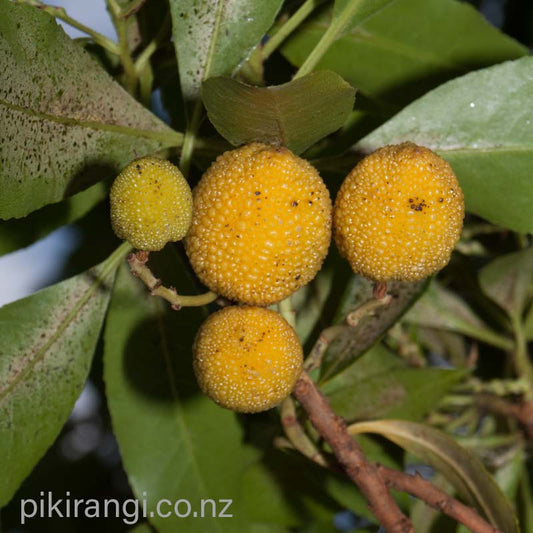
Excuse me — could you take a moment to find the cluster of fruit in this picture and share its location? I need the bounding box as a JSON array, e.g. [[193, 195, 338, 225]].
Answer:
[[110, 142, 464, 413]]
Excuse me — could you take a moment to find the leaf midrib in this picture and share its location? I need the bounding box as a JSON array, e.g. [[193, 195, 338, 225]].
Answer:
[[152, 297, 224, 533], [202, 0, 225, 83], [300, 19, 464, 72], [356, 144, 533, 157], [0, 98, 182, 144], [0, 259, 116, 405], [438, 145, 533, 156]]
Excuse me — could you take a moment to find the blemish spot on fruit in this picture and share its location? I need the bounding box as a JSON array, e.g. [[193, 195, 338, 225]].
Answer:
[[185, 143, 332, 306], [110, 157, 193, 251], [193, 307, 303, 413], [333, 142, 464, 282]]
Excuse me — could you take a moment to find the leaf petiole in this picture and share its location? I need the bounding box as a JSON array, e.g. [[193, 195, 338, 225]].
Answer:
[[262, 0, 328, 61]]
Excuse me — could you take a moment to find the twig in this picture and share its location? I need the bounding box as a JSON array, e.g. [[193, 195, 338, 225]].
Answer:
[[282, 381, 502, 532], [304, 324, 345, 372], [127, 250, 217, 309], [294, 0, 369, 79], [292, 371, 414, 532], [346, 293, 392, 326], [510, 315, 533, 400], [456, 377, 530, 396], [373, 281, 388, 299], [134, 14, 171, 74], [476, 394, 533, 445], [377, 464, 499, 533], [119, 0, 147, 19], [278, 296, 296, 329], [179, 100, 204, 178], [304, 292, 392, 372], [107, 0, 138, 94]]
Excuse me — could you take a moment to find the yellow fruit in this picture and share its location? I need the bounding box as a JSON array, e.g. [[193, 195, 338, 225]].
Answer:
[[110, 156, 192, 251], [333, 142, 464, 282], [185, 143, 332, 306], [193, 306, 303, 413]]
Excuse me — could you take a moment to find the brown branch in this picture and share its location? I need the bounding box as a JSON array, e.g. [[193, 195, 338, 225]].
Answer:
[[377, 464, 500, 533], [476, 394, 533, 444], [374, 281, 388, 299], [292, 371, 414, 533]]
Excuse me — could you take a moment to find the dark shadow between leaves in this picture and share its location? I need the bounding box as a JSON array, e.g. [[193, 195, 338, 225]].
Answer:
[[244, 446, 351, 528], [302, 247, 353, 355], [122, 313, 201, 404], [64, 161, 117, 199]]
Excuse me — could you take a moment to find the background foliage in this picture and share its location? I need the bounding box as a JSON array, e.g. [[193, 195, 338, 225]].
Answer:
[[1, 0, 533, 531]]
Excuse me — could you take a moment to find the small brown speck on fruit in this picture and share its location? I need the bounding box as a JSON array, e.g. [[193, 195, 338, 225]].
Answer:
[[193, 306, 303, 413]]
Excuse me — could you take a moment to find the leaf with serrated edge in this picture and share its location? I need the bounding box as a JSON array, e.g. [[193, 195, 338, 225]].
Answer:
[[349, 419, 519, 533], [104, 250, 247, 532], [356, 56, 533, 233], [479, 247, 533, 321], [0, 243, 127, 506], [282, 0, 526, 106], [202, 72, 355, 154], [0, 0, 179, 219], [170, 0, 282, 102], [320, 276, 427, 381]]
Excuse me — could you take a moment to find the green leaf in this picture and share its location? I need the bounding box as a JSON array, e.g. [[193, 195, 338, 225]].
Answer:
[[242, 460, 302, 528], [0, 242, 129, 506], [202, 72, 355, 154], [320, 276, 427, 381], [243, 449, 345, 530], [479, 247, 533, 321], [282, 0, 526, 106], [129, 524, 154, 533], [0, 182, 106, 258], [104, 249, 248, 533], [404, 281, 513, 351], [356, 56, 533, 233], [520, 469, 533, 533], [0, 0, 180, 219], [292, 249, 350, 347], [493, 446, 526, 504], [294, 0, 396, 79], [170, 0, 283, 102], [322, 344, 467, 421], [332, 0, 395, 34], [524, 302, 533, 342], [349, 419, 519, 533]]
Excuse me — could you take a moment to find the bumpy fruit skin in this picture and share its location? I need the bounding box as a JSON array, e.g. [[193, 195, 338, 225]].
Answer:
[[193, 306, 303, 413], [334, 142, 464, 282], [185, 143, 332, 306], [110, 156, 193, 251]]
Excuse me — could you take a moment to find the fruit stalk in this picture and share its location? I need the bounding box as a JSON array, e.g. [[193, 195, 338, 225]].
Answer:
[[127, 251, 217, 309], [292, 371, 414, 533]]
